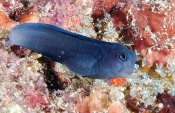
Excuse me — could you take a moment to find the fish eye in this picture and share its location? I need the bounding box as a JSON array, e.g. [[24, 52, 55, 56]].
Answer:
[[119, 52, 128, 62]]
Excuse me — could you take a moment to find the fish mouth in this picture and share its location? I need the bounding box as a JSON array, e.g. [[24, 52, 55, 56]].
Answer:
[[119, 72, 133, 78], [117, 68, 134, 78]]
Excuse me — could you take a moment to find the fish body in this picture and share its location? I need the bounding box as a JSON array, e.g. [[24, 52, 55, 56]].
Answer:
[[8, 23, 136, 79]]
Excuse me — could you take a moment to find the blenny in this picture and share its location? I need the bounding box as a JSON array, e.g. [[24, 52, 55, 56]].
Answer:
[[8, 23, 136, 79]]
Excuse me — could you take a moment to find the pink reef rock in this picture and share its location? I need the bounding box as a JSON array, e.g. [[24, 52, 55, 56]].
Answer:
[[0, 11, 17, 30], [0, 0, 39, 30], [76, 90, 122, 113], [24, 86, 49, 108], [126, 98, 149, 113], [0, 0, 81, 30], [93, 0, 175, 67], [10, 45, 28, 56], [38, 0, 82, 30], [0, 49, 49, 112]]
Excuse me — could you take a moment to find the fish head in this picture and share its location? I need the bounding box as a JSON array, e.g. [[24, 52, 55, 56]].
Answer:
[[101, 43, 137, 79]]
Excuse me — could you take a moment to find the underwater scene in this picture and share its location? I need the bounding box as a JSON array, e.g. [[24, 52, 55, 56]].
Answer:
[[0, 0, 175, 112]]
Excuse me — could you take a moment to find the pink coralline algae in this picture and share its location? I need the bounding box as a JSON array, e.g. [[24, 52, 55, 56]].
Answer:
[[0, 49, 49, 111], [92, 0, 175, 67], [0, 11, 18, 30], [38, 0, 82, 30], [24, 86, 49, 108], [0, 1, 39, 30], [0, 0, 82, 30], [76, 90, 122, 113]]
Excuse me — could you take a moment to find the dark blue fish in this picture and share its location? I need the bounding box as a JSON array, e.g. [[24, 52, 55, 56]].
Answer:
[[8, 23, 136, 79]]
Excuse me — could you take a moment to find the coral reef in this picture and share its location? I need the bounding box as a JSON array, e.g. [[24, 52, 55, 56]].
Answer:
[[91, 1, 175, 111], [92, 0, 175, 68], [1, 0, 175, 112]]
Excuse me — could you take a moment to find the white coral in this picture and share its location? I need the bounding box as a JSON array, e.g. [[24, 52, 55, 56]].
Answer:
[[109, 86, 125, 101], [128, 70, 168, 107], [103, 21, 119, 42], [140, 87, 151, 100], [155, 63, 166, 77], [141, 72, 152, 85], [165, 61, 175, 77], [141, 95, 156, 107], [152, 80, 165, 95], [168, 84, 175, 96]]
